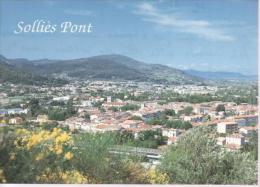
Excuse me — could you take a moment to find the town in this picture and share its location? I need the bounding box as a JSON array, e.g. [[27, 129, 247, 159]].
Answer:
[[0, 80, 258, 154]]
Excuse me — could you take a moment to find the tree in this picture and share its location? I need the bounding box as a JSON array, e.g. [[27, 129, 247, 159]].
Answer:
[[160, 126, 257, 184], [165, 120, 192, 130], [216, 104, 225, 112], [182, 106, 193, 116], [120, 104, 140, 111], [130, 116, 143, 121], [241, 131, 258, 160], [164, 109, 176, 116], [83, 113, 90, 120], [108, 106, 119, 112], [28, 98, 41, 117]]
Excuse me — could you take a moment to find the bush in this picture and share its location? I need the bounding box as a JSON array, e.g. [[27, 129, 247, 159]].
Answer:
[[160, 126, 257, 184]]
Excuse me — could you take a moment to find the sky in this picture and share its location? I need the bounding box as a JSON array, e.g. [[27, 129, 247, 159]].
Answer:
[[0, 0, 258, 75]]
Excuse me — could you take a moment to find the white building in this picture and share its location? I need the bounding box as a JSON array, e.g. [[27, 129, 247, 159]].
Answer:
[[53, 96, 70, 101], [9, 117, 23, 125], [162, 128, 180, 138], [239, 126, 256, 136], [225, 134, 245, 149], [217, 122, 238, 134], [107, 96, 112, 103]]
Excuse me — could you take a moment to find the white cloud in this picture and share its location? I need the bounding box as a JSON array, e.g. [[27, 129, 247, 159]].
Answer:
[[64, 9, 93, 16], [134, 2, 234, 42]]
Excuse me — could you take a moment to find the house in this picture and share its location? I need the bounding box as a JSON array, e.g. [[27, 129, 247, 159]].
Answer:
[[123, 122, 152, 139], [162, 128, 180, 138], [182, 115, 203, 122], [9, 117, 23, 125], [216, 137, 226, 146], [234, 115, 258, 126], [167, 136, 178, 145], [36, 115, 48, 123], [94, 124, 121, 133], [64, 117, 89, 130], [0, 108, 28, 115], [194, 106, 210, 115], [239, 126, 257, 136], [53, 96, 70, 102], [121, 120, 142, 129], [225, 134, 245, 149], [217, 121, 238, 134]]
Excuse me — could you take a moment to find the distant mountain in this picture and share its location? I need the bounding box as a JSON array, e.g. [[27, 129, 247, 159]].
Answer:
[[184, 69, 257, 81], [4, 54, 204, 84], [0, 55, 68, 86]]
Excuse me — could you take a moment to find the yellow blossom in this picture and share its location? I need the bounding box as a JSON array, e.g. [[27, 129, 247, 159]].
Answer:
[[64, 152, 73, 160], [10, 152, 16, 160], [56, 148, 63, 155], [36, 168, 88, 184], [35, 153, 44, 161], [0, 169, 6, 183], [146, 169, 169, 184]]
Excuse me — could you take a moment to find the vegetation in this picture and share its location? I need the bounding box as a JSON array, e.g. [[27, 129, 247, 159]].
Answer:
[[160, 126, 257, 184], [120, 104, 140, 111], [130, 116, 143, 121], [166, 120, 192, 130], [216, 104, 225, 112], [163, 109, 177, 117], [241, 131, 258, 160], [179, 106, 193, 116], [0, 126, 169, 184], [108, 106, 119, 112], [0, 60, 67, 86], [117, 130, 166, 149], [0, 123, 257, 184]]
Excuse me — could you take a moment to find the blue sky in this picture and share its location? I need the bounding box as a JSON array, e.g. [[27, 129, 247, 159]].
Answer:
[[0, 0, 258, 75]]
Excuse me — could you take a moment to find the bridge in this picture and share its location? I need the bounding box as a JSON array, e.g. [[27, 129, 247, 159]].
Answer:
[[109, 145, 164, 161]]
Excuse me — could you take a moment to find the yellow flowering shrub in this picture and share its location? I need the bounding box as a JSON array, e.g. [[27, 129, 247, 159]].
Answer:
[[0, 168, 6, 183], [14, 128, 72, 160], [5, 127, 88, 183], [36, 168, 88, 184], [146, 168, 170, 184], [64, 152, 73, 160], [9, 152, 16, 160]]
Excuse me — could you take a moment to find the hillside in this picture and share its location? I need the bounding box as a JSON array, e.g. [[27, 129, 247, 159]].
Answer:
[[0, 55, 68, 86], [184, 69, 257, 81], [4, 54, 203, 84]]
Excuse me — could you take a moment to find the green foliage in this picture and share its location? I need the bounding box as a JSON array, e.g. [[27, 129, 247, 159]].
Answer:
[[50, 101, 66, 106], [166, 120, 192, 130], [146, 112, 168, 126], [179, 106, 193, 116], [164, 109, 176, 116], [0, 60, 68, 86], [83, 113, 90, 120], [72, 133, 116, 182], [108, 106, 119, 112], [241, 131, 258, 160], [98, 107, 106, 113], [28, 99, 43, 117], [202, 115, 211, 122], [130, 116, 143, 121], [117, 130, 165, 149], [92, 101, 103, 107], [160, 126, 257, 184], [216, 104, 225, 112], [48, 100, 76, 121], [120, 104, 140, 111]]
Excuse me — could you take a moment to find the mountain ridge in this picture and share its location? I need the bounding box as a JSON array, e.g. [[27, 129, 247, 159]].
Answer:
[[184, 69, 257, 81], [3, 54, 203, 84], [0, 56, 68, 86]]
